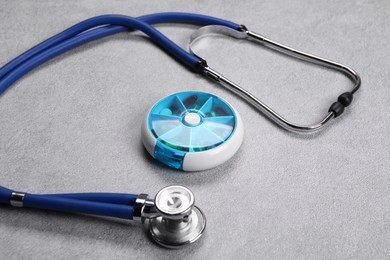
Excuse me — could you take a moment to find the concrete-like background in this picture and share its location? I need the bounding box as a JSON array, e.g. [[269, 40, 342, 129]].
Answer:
[[0, 1, 389, 259]]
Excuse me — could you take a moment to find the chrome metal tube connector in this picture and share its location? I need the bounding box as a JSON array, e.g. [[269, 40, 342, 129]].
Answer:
[[10, 191, 25, 208]]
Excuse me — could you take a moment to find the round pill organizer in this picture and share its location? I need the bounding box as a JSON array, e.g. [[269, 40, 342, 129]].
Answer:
[[142, 91, 243, 171]]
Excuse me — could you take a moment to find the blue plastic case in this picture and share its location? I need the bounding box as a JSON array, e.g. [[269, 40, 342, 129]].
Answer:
[[142, 91, 243, 171]]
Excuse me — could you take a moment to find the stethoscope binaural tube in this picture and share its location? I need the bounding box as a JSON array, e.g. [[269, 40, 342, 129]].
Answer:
[[0, 185, 206, 248], [0, 13, 240, 91], [0, 13, 360, 133], [189, 25, 361, 132]]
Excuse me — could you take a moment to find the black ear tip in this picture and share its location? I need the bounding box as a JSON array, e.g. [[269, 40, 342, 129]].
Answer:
[[338, 92, 353, 107]]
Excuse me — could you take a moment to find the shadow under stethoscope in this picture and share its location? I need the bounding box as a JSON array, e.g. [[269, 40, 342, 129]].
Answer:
[[0, 204, 205, 252], [0, 205, 143, 245]]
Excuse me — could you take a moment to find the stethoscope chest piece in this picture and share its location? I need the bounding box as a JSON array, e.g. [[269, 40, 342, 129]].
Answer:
[[142, 91, 244, 171], [144, 186, 206, 248]]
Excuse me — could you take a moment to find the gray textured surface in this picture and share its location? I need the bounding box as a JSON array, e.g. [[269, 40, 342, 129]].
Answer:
[[0, 0, 389, 259]]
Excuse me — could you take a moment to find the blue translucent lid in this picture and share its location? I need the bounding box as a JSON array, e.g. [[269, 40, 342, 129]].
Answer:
[[148, 92, 237, 152]]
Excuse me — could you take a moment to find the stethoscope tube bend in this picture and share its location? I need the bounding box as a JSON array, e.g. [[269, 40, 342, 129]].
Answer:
[[0, 13, 240, 93], [0, 13, 360, 133]]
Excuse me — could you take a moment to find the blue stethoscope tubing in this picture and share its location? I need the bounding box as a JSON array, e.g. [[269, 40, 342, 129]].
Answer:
[[0, 11, 361, 133], [0, 12, 361, 217], [0, 12, 240, 219], [0, 186, 138, 219], [0, 13, 240, 95]]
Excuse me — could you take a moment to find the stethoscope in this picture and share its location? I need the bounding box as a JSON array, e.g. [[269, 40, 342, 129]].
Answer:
[[0, 185, 205, 248], [0, 12, 361, 248]]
